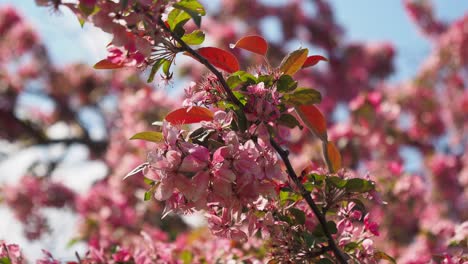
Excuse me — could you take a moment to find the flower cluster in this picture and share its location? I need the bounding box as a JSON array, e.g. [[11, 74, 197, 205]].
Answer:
[[1, 0, 466, 263], [2, 176, 75, 240]]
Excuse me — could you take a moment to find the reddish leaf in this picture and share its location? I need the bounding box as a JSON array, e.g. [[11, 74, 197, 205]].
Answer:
[[93, 59, 123, 69], [326, 141, 342, 172], [280, 48, 308, 75], [196, 47, 240, 73], [231, 35, 268, 56], [302, 55, 328, 68], [295, 105, 327, 141], [165, 106, 214, 124]]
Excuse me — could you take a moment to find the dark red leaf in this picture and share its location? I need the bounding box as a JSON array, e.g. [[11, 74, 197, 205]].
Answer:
[[326, 141, 342, 172], [93, 59, 123, 69], [295, 105, 327, 141], [196, 47, 240, 73], [302, 55, 328, 69], [165, 106, 214, 124], [231, 35, 268, 56]]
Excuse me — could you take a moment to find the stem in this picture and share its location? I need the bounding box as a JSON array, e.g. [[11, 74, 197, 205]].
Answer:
[[156, 18, 243, 107], [156, 16, 347, 263], [270, 139, 348, 264]]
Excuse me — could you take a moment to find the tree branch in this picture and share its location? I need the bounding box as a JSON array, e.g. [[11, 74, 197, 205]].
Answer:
[[156, 16, 347, 263], [156, 18, 243, 107], [270, 138, 348, 263]]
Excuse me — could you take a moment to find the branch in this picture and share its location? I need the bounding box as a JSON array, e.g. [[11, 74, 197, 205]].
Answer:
[[156, 16, 347, 263], [270, 139, 348, 263], [156, 18, 243, 108], [5, 111, 108, 154]]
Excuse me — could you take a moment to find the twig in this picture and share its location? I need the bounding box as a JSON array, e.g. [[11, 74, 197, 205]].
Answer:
[[270, 139, 348, 263], [156, 18, 243, 107], [156, 16, 347, 263]]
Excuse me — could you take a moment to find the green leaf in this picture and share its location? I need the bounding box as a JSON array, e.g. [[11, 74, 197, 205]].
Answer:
[[147, 59, 169, 83], [327, 176, 347, 189], [180, 250, 194, 264], [307, 173, 326, 184], [313, 221, 337, 237], [66, 237, 80, 248], [233, 106, 248, 131], [232, 71, 257, 84], [173, 0, 206, 27], [280, 48, 308, 75], [144, 190, 153, 201], [344, 242, 359, 252], [78, 17, 86, 28], [257, 75, 274, 86], [173, 0, 206, 15], [0, 257, 12, 264], [79, 3, 100, 16], [279, 190, 301, 205], [167, 8, 191, 30], [327, 221, 338, 234], [130, 131, 164, 142], [181, 30, 205, 45], [284, 88, 322, 106], [162, 60, 172, 77], [226, 75, 243, 88], [316, 258, 334, 264], [276, 75, 297, 92], [232, 91, 247, 105], [143, 177, 155, 186], [277, 113, 302, 129], [345, 178, 375, 193], [303, 182, 315, 192], [374, 251, 396, 264], [289, 208, 306, 225]]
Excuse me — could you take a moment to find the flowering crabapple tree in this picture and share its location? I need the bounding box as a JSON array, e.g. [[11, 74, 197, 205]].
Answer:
[[0, 0, 466, 263]]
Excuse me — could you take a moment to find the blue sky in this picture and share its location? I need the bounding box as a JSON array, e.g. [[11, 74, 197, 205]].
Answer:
[[1, 0, 467, 81], [0, 0, 466, 260], [331, 0, 468, 80]]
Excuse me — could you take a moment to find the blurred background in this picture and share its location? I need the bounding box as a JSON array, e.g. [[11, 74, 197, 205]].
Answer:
[[0, 0, 467, 261]]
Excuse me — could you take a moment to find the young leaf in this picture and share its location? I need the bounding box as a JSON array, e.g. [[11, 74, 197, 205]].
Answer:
[[302, 55, 328, 68], [167, 8, 191, 30], [346, 178, 375, 193], [278, 113, 302, 129], [130, 131, 164, 143], [181, 30, 205, 45], [230, 35, 268, 56], [327, 176, 347, 188], [147, 58, 169, 83], [165, 106, 214, 124], [194, 47, 240, 73], [276, 74, 298, 92], [326, 141, 342, 172], [231, 71, 257, 83], [144, 190, 153, 201], [93, 59, 123, 69], [226, 75, 243, 88], [173, 0, 206, 27], [288, 208, 306, 225], [280, 48, 308, 75], [295, 105, 327, 141], [374, 251, 396, 264], [284, 88, 322, 106], [0, 257, 12, 264]]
